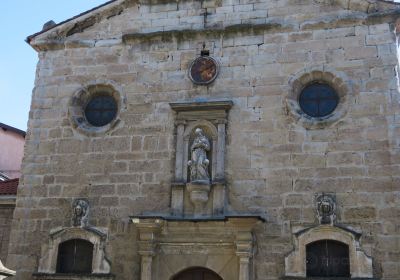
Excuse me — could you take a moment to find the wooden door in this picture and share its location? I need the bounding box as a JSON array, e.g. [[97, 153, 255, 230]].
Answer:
[[306, 239, 350, 277], [56, 239, 93, 273], [172, 267, 222, 280]]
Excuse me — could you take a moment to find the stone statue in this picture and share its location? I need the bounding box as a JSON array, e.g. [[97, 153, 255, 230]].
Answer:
[[316, 193, 336, 225], [72, 199, 89, 227], [188, 128, 210, 182]]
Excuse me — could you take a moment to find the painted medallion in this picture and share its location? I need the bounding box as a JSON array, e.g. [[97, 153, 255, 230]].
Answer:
[[189, 56, 219, 85]]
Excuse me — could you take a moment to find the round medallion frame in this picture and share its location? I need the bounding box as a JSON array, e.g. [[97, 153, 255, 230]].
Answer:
[[68, 81, 126, 136], [188, 56, 219, 85], [285, 68, 353, 129]]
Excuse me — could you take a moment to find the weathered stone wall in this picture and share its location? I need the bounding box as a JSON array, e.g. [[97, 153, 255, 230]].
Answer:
[[0, 206, 14, 262], [8, 0, 400, 279]]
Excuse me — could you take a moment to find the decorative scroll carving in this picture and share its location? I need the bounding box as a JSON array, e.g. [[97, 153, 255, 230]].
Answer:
[[72, 199, 89, 227], [315, 193, 336, 225], [188, 128, 211, 183]]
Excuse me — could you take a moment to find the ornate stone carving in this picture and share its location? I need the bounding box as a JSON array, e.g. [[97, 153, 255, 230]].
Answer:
[[169, 100, 233, 217], [315, 193, 336, 225], [188, 128, 211, 183], [72, 199, 89, 227]]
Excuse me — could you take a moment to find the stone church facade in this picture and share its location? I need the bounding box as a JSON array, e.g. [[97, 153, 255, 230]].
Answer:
[[7, 0, 400, 279]]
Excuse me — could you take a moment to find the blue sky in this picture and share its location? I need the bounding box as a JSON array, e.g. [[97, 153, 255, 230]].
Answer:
[[0, 1, 106, 131]]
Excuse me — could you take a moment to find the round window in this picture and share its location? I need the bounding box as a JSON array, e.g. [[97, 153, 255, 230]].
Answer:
[[84, 95, 117, 127], [299, 83, 339, 118]]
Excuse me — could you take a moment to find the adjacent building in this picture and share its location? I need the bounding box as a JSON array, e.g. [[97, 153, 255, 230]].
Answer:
[[0, 123, 25, 180]]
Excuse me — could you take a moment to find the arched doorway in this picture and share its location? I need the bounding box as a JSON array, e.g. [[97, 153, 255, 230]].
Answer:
[[172, 267, 223, 280]]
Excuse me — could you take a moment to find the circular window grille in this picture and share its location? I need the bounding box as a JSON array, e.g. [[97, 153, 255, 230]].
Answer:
[[69, 83, 124, 136], [299, 83, 339, 118], [84, 95, 117, 127]]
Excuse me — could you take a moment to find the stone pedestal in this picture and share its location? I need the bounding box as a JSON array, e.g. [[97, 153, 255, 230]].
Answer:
[[186, 181, 211, 217]]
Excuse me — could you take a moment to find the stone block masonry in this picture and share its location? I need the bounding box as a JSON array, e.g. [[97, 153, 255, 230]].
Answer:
[[7, 0, 400, 279]]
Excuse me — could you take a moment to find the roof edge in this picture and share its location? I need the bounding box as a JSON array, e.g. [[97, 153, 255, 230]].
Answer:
[[26, 0, 400, 47], [0, 123, 26, 137], [26, 0, 118, 44]]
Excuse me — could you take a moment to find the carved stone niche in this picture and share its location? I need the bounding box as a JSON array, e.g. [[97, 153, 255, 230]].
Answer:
[[169, 100, 233, 218]]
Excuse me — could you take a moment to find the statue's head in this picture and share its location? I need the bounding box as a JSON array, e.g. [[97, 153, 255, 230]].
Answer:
[[73, 199, 88, 217], [195, 128, 203, 136], [75, 204, 83, 216]]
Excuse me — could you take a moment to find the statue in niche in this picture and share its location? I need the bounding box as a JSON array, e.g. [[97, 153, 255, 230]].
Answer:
[[72, 199, 89, 227], [188, 128, 210, 182]]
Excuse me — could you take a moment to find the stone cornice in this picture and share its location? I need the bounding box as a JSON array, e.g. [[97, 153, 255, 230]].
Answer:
[[169, 100, 234, 113], [29, 8, 400, 52], [26, 0, 400, 49]]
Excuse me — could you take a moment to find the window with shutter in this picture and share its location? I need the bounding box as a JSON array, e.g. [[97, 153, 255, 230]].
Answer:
[[306, 239, 350, 277], [56, 239, 93, 274]]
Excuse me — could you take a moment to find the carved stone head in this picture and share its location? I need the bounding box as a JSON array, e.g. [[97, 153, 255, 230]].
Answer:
[[315, 193, 336, 225], [72, 199, 89, 227]]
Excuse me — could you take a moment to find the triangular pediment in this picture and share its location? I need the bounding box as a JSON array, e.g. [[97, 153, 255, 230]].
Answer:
[[27, 0, 400, 51]]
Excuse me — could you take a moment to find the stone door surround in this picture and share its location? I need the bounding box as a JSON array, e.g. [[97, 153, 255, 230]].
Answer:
[[132, 216, 262, 280]]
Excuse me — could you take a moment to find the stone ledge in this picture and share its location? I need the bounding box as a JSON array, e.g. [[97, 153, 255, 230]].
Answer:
[[32, 273, 115, 280], [169, 99, 234, 112], [131, 214, 266, 222], [122, 22, 287, 43]]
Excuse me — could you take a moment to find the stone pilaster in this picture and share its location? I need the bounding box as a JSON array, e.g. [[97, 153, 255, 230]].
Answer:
[[235, 231, 254, 280], [133, 219, 162, 280]]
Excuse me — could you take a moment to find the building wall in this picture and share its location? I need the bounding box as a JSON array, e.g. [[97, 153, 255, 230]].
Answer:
[[7, 0, 400, 279], [0, 129, 25, 179], [0, 205, 15, 262]]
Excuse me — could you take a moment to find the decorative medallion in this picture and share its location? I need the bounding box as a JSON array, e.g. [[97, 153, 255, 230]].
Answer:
[[315, 193, 336, 225], [189, 56, 219, 85]]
